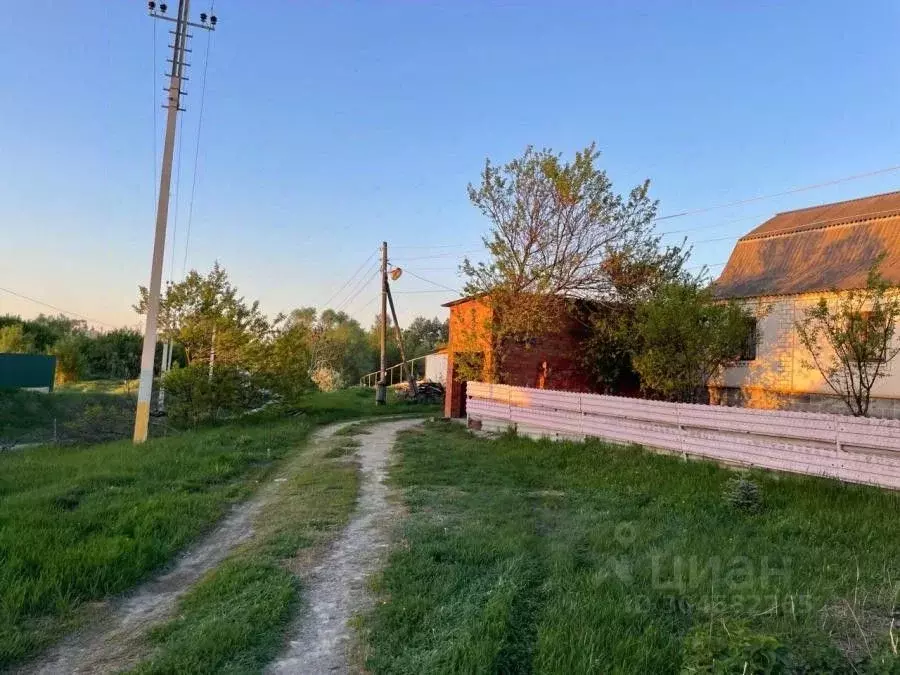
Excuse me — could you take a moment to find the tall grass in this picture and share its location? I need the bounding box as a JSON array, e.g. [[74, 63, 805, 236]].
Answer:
[[366, 422, 900, 674]]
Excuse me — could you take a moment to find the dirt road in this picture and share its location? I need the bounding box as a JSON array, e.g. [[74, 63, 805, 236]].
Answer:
[[18, 422, 351, 675], [267, 418, 420, 674]]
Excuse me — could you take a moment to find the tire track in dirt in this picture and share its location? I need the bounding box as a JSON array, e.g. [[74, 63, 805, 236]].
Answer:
[[266, 418, 421, 674], [17, 421, 354, 675]]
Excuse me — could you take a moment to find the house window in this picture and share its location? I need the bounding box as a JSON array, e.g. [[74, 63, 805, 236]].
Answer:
[[739, 318, 758, 361]]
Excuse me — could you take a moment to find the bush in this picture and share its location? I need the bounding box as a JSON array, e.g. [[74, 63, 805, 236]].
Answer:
[[163, 364, 255, 427], [311, 366, 344, 392]]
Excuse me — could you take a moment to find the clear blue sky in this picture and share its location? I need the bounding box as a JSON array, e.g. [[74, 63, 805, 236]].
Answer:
[[2, 1, 899, 330]]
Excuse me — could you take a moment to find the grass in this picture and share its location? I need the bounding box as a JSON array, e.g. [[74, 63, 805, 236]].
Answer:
[[0, 388, 140, 447], [365, 421, 900, 674], [0, 387, 433, 670], [56, 379, 138, 395], [132, 430, 360, 674]]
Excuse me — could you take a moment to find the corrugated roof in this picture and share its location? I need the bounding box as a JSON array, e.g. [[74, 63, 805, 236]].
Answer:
[[715, 191, 900, 298]]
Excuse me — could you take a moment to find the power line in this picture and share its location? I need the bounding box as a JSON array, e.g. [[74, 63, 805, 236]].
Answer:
[[351, 294, 379, 314], [394, 289, 456, 294], [0, 286, 116, 329], [683, 205, 900, 246], [654, 165, 900, 222], [335, 267, 380, 313], [181, 22, 214, 278], [390, 244, 472, 250], [396, 251, 482, 261], [400, 269, 461, 294], [322, 249, 378, 309]]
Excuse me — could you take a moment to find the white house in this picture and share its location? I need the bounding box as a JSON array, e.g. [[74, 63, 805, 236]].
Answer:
[[712, 190, 900, 417]]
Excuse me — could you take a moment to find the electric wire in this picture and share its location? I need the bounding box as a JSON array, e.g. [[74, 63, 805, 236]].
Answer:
[[0, 286, 116, 329], [653, 165, 900, 222], [181, 17, 214, 278], [322, 249, 378, 308]]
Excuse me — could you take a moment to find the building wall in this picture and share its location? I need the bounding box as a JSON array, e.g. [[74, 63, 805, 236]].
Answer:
[[713, 290, 900, 415], [444, 296, 594, 417], [445, 298, 493, 417], [424, 352, 448, 385]]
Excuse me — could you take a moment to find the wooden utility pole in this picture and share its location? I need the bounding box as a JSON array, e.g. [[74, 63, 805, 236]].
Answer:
[[386, 282, 417, 396], [376, 241, 388, 404], [134, 0, 216, 443]]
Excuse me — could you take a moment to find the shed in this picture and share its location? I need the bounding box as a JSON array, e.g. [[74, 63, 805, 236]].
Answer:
[[423, 349, 448, 385]]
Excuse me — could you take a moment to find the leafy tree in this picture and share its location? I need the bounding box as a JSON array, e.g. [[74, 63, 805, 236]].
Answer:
[[403, 316, 449, 358], [632, 282, 753, 402], [0, 324, 34, 353], [135, 262, 272, 367], [163, 363, 249, 427], [581, 248, 692, 393], [257, 309, 316, 400], [795, 265, 900, 416], [24, 314, 87, 352], [81, 329, 145, 380], [461, 142, 679, 383]]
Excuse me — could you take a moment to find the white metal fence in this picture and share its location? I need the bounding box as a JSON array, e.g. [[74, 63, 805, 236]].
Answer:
[[466, 382, 900, 490]]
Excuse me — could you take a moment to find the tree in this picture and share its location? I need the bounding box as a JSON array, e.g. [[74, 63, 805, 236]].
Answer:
[[81, 329, 144, 380], [403, 316, 449, 358], [795, 266, 900, 417], [257, 308, 316, 399], [135, 262, 272, 367], [632, 282, 753, 402], [0, 324, 33, 353], [461, 142, 681, 383], [581, 247, 692, 393]]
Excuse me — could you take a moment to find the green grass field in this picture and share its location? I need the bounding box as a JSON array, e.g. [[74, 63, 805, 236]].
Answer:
[[365, 422, 900, 674], [0, 387, 437, 669]]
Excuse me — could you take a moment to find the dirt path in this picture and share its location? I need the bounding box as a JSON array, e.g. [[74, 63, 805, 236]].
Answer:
[[18, 421, 354, 675], [267, 418, 421, 674]]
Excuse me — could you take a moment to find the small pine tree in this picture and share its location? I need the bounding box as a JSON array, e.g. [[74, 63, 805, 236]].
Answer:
[[724, 475, 763, 514]]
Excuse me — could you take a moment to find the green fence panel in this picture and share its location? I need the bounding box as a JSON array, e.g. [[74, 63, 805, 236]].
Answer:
[[0, 354, 57, 391]]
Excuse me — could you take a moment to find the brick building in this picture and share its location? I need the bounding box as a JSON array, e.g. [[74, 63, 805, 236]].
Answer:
[[443, 295, 594, 417], [713, 190, 900, 417]]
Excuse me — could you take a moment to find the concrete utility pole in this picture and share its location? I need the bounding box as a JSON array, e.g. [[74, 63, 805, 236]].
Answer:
[[134, 0, 216, 443], [376, 241, 388, 405]]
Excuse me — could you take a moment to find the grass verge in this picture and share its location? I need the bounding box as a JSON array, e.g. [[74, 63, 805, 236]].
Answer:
[[365, 421, 900, 674], [0, 388, 432, 669]]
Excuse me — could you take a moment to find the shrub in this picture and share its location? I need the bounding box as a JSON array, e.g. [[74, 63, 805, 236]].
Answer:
[[163, 364, 249, 427], [723, 474, 763, 514], [311, 366, 344, 392]]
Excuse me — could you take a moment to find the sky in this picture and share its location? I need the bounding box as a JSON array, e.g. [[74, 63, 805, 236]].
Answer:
[[2, 1, 900, 331]]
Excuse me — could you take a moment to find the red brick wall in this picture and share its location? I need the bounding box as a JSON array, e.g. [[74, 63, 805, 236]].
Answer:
[[445, 298, 493, 417], [501, 323, 594, 392], [444, 297, 594, 416]]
